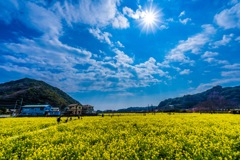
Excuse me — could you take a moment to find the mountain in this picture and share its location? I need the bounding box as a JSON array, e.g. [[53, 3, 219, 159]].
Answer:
[[157, 85, 240, 112], [98, 106, 157, 113], [116, 106, 155, 112], [0, 78, 80, 109]]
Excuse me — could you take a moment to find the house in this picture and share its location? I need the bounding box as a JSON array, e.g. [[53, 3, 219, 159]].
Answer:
[[82, 105, 94, 114], [231, 109, 240, 114], [20, 105, 52, 116], [65, 104, 82, 115]]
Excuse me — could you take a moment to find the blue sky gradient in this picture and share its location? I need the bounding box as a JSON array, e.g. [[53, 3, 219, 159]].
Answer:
[[0, 0, 240, 110]]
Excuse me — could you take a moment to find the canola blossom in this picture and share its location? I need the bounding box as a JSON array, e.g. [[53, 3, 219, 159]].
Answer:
[[1, 113, 240, 159]]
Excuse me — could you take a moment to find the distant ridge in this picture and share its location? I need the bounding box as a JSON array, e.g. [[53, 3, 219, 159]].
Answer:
[[0, 78, 80, 109], [157, 85, 240, 111]]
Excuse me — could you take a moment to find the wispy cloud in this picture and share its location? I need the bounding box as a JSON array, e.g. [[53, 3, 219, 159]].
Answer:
[[212, 34, 234, 48], [89, 28, 112, 45], [179, 18, 191, 25], [112, 48, 134, 66], [214, 3, 240, 29], [201, 51, 219, 58], [235, 36, 240, 42], [178, 11, 191, 25], [201, 51, 228, 66], [193, 77, 240, 94], [123, 6, 144, 19], [178, 11, 185, 17], [53, 0, 123, 28], [180, 69, 191, 75], [222, 63, 240, 69], [203, 58, 228, 65], [0, 1, 62, 37], [221, 71, 240, 77], [165, 24, 216, 64], [112, 13, 129, 29], [135, 57, 167, 78], [116, 41, 124, 48]]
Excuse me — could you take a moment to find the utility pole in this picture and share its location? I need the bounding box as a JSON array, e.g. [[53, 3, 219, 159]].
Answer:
[[19, 98, 23, 115], [13, 100, 19, 116], [13, 98, 23, 116], [20, 98, 23, 106]]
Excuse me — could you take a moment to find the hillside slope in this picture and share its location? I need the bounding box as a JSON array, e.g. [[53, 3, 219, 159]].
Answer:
[[157, 85, 240, 111], [0, 78, 80, 109]]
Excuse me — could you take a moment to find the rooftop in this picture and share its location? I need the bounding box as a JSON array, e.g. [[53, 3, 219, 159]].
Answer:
[[21, 105, 51, 108]]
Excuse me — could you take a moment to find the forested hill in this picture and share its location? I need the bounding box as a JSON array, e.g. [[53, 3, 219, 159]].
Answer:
[[157, 85, 240, 111], [0, 78, 80, 109]]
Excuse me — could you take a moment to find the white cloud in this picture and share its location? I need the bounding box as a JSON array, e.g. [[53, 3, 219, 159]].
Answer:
[[222, 63, 240, 69], [0, 1, 62, 37], [178, 11, 191, 25], [24, 2, 62, 37], [116, 41, 124, 48], [178, 11, 185, 17], [1, 33, 170, 92], [0, 35, 97, 92], [112, 13, 129, 29], [179, 18, 191, 25], [179, 69, 191, 75], [229, 0, 239, 5], [201, 51, 219, 58], [53, 0, 126, 28], [135, 57, 166, 78], [213, 34, 234, 48], [194, 78, 240, 93], [165, 24, 216, 64], [89, 28, 112, 45], [201, 51, 228, 65], [159, 24, 168, 30], [113, 48, 134, 65], [214, 3, 240, 29], [203, 58, 229, 65], [235, 36, 240, 42], [221, 71, 240, 77], [123, 6, 144, 19], [166, 18, 174, 22]]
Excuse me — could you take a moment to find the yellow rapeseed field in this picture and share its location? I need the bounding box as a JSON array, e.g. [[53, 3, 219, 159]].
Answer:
[[1, 113, 240, 159]]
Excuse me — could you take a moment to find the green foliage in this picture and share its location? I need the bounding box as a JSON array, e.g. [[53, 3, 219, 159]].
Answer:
[[0, 107, 7, 114], [158, 85, 240, 111], [0, 78, 79, 109]]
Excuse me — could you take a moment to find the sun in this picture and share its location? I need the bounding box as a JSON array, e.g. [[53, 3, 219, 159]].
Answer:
[[139, 5, 160, 33], [143, 10, 157, 25]]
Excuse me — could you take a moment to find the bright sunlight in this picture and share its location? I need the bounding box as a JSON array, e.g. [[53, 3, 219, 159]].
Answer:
[[140, 5, 160, 33], [143, 10, 157, 25]]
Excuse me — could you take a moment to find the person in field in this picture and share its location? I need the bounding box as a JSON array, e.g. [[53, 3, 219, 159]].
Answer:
[[57, 116, 61, 124], [65, 117, 68, 123]]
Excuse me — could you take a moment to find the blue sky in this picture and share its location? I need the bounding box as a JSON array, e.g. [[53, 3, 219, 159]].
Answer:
[[0, 0, 240, 110]]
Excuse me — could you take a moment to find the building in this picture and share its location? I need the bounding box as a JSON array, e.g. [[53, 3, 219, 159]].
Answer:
[[65, 104, 82, 115], [230, 109, 240, 114], [50, 107, 61, 116], [20, 105, 52, 116], [82, 105, 94, 114]]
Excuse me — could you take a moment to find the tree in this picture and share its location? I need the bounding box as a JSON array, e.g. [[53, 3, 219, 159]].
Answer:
[[0, 107, 7, 114]]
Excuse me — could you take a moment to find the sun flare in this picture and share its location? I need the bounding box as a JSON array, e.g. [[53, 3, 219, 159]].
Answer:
[[143, 10, 157, 25], [140, 5, 160, 33]]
